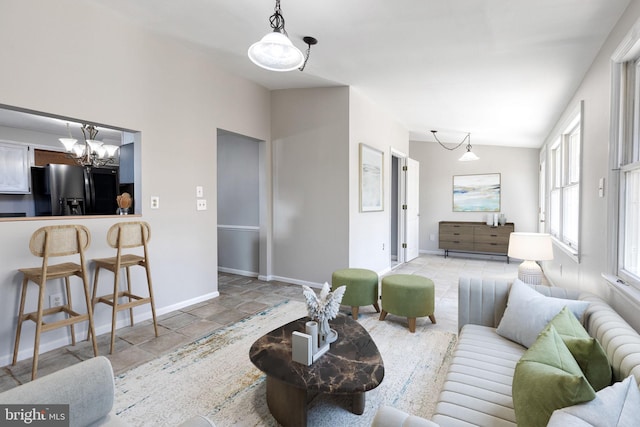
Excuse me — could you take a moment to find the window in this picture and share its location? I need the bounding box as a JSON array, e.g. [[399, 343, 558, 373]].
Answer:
[[622, 168, 640, 279], [612, 56, 640, 288], [548, 112, 581, 255]]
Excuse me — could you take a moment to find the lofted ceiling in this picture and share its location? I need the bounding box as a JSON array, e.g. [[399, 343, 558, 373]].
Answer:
[[4, 1, 632, 149]]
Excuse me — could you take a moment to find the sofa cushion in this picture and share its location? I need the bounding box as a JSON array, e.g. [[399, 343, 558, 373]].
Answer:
[[513, 325, 596, 427], [546, 375, 640, 427], [496, 279, 589, 348], [545, 305, 612, 391], [432, 324, 525, 427]]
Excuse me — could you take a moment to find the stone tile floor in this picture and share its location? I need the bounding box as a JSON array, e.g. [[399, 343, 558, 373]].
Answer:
[[0, 254, 518, 393]]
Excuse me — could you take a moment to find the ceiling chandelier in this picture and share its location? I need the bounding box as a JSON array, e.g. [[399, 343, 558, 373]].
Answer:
[[59, 123, 119, 168], [431, 130, 479, 161], [248, 0, 317, 72]]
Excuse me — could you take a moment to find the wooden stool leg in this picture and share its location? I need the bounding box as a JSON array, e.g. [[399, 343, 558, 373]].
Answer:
[[13, 277, 29, 365], [144, 262, 159, 337], [125, 266, 134, 326], [351, 306, 359, 320], [109, 268, 120, 354], [87, 267, 101, 341], [373, 301, 380, 313], [429, 314, 437, 324], [32, 280, 47, 380], [408, 317, 416, 333], [64, 277, 76, 346], [81, 269, 98, 357], [379, 310, 388, 321]]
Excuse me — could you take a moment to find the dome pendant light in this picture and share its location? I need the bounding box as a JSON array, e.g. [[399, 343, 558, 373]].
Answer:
[[248, 0, 316, 72]]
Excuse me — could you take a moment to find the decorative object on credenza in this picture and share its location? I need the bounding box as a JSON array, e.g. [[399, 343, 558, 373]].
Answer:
[[359, 143, 384, 212], [452, 173, 500, 212], [431, 130, 479, 161], [116, 192, 132, 215], [302, 282, 346, 346], [507, 232, 554, 285], [247, 0, 317, 72]]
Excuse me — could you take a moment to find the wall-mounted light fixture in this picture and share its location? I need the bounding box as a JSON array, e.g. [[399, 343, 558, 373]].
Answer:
[[248, 0, 317, 72], [431, 130, 479, 161]]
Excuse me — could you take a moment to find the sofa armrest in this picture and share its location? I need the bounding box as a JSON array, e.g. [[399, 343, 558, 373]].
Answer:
[[0, 356, 114, 427], [458, 277, 511, 331], [371, 405, 440, 427]]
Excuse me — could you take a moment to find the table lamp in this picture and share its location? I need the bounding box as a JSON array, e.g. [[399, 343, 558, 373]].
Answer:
[[507, 232, 554, 285]]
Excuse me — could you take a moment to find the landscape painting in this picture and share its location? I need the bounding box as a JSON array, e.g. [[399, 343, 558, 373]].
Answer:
[[453, 173, 500, 212], [360, 143, 384, 212]]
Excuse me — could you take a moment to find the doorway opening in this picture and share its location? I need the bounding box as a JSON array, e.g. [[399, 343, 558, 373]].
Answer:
[[390, 151, 420, 268], [216, 129, 266, 278]]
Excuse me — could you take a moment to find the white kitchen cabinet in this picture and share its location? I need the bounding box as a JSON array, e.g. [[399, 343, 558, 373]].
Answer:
[[0, 141, 30, 194]]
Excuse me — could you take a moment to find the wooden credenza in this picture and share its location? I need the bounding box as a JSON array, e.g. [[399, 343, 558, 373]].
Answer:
[[439, 221, 514, 261]]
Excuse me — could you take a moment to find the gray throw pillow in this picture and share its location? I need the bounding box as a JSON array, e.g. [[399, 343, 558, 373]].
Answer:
[[547, 375, 640, 427], [496, 279, 589, 348]]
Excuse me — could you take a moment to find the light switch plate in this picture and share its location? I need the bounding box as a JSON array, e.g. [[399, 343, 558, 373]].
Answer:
[[196, 199, 207, 211], [196, 186, 203, 197]]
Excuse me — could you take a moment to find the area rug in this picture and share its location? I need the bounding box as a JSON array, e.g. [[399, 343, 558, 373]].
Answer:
[[113, 300, 457, 426]]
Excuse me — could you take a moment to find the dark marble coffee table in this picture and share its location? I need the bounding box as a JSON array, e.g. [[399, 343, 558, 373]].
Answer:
[[249, 313, 384, 426]]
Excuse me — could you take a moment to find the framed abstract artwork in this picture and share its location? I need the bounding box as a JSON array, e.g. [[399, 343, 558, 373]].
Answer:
[[359, 143, 384, 212], [453, 173, 501, 212]]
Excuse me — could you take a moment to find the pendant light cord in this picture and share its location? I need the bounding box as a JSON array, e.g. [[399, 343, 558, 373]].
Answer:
[[431, 130, 472, 151]]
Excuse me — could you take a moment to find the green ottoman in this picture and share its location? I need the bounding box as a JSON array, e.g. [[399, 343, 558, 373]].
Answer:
[[380, 274, 436, 332], [331, 268, 380, 320]]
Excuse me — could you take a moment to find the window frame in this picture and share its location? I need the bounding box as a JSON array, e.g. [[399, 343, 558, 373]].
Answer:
[[545, 105, 582, 261], [609, 28, 640, 291]]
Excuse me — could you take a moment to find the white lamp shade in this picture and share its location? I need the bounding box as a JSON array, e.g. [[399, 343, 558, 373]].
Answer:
[[248, 31, 304, 72], [72, 144, 85, 157], [103, 144, 120, 157], [458, 150, 479, 161], [508, 232, 554, 261], [59, 137, 78, 152], [86, 140, 103, 154]]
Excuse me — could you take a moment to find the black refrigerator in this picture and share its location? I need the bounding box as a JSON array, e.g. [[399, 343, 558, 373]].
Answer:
[[32, 164, 119, 216]]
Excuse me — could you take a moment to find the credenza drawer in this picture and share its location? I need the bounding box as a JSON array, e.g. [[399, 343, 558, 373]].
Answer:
[[439, 240, 475, 251], [474, 242, 509, 254], [439, 224, 473, 246]]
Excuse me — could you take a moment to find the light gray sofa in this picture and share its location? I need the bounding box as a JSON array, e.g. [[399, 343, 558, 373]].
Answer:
[[0, 356, 215, 427], [372, 276, 640, 426]]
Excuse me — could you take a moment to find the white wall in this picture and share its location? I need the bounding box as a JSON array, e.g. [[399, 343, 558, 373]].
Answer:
[[349, 89, 409, 273], [271, 87, 350, 285], [540, 0, 640, 331], [409, 141, 540, 254], [0, 0, 271, 366]]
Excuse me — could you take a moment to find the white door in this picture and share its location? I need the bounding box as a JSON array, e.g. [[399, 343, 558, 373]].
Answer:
[[404, 158, 420, 262]]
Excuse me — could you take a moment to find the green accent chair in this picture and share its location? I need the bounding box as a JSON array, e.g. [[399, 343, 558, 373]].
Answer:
[[331, 268, 380, 320], [379, 274, 436, 332]]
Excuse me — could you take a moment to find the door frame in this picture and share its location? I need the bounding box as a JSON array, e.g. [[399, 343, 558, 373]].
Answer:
[[391, 149, 407, 265]]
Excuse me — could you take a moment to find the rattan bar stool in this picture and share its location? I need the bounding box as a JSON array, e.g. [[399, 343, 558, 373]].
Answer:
[[13, 224, 99, 380], [89, 221, 158, 354]]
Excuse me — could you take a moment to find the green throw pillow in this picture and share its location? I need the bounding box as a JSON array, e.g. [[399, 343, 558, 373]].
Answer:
[[513, 325, 596, 427], [545, 306, 612, 391]]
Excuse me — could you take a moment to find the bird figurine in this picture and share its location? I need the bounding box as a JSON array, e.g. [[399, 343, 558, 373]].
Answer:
[[302, 282, 346, 344]]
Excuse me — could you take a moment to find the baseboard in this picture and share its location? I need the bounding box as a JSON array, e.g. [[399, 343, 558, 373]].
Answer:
[[218, 267, 258, 278], [269, 275, 324, 289]]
